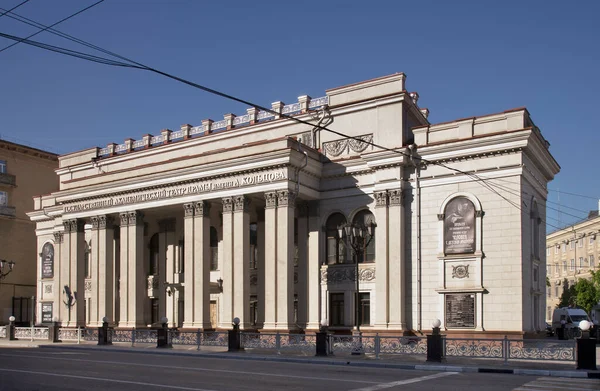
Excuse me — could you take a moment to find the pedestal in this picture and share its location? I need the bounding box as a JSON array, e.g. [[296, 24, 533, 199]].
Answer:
[[576, 338, 597, 370]]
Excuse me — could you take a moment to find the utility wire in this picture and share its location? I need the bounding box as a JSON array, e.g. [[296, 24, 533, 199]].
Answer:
[[549, 189, 599, 201], [0, 0, 104, 54], [0, 0, 29, 20], [0, 21, 556, 226]]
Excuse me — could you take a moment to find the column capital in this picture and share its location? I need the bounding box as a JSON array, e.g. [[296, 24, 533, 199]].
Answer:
[[195, 201, 211, 217], [128, 211, 144, 226], [183, 203, 195, 218], [91, 215, 113, 230], [222, 197, 233, 213], [53, 231, 64, 244], [119, 212, 129, 226], [374, 190, 389, 208], [63, 219, 84, 233], [264, 191, 278, 209], [277, 190, 297, 207], [233, 195, 250, 213], [388, 189, 403, 206]]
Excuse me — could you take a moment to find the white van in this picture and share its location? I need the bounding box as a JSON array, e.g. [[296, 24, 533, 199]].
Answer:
[[551, 307, 591, 338]]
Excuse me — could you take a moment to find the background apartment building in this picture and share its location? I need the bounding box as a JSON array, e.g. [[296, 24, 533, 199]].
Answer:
[[546, 207, 600, 321], [0, 139, 58, 325]]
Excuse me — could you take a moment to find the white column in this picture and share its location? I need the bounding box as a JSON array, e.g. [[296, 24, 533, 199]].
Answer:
[[183, 204, 195, 328], [219, 197, 234, 329], [233, 195, 250, 329], [91, 215, 114, 327], [297, 204, 308, 328], [63, 219, 85, 327], [118, 213, 129, 328], [194, 201, 211, 329], [53, 231, 65, 324], [306, 201, 321, 331], [128, 211, 145, 327], [263, 192, 278, 330], [374, 191, 389, 329], [160, 219, 176, 327], [256, 212, 265, 328], [276, 190, 296, 330], [388, 189, 406, 330]]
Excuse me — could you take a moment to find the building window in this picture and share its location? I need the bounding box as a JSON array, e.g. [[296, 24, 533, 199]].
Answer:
[[570, 241, 575, 250], [547, 288, 551, 297], [562, 244, 566, 253], [151, 298, 159, 325], [149, 234, 159, 275], [0, 191, 7, 206], [546, 247, 550, 256], [352, 210, 376, 263], [177, 240, 184, 273], [579, 257, 584, 269], [590, 236, 595, 246], [555, 286, 559, 297], [84, 241, 91, 278], [249, 223, 258, 270], [250, 296, 257, 326], [555, 245, 559, 254], [358, 292, 370, 326], [326, 213, 346, 265], [330, 293, 344, 326], [590, 255, 595, 268], [578, 239, 583, 248], [554, 263, 559, 274], [210, 227, 218, 271], [562, 261, 567, 272], [0, 160, 6, 174], [570, 259, 575, 271]]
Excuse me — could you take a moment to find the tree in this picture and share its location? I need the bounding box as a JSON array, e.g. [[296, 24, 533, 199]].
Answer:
[[558, 278, 577, 308], [575, 278, 598, 313]]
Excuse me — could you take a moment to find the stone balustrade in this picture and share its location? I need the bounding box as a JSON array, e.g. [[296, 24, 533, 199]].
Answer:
[[97, 95, 329, 158]]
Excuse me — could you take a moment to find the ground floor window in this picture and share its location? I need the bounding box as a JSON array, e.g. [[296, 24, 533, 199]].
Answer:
[[330, 293, 344, 326], [12, 297, 33, 326], [358, 292, 370, 326], [250, 296, 258, 326], [151, 298, 159, 325]]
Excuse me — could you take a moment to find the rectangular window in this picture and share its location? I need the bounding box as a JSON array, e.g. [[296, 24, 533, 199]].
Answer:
[[151, 298, 159, 325], [250, 297, 257, 326], [555, 246, 559, 254], [579, 257, 584, 269], [547, 287, 551, 297], [211, 247, 218, 271], [590, 255, 595, 268], [555, 286, 559, 297], [330, 293, 344, 326], [570, 241, 575, 250], [578, 239, 583, 248], [0, 160, 6, 174], [562, 244, 566, 253], [562, 261, 567, 272], [84, 250, 91, 278], [177, 240, 184, 274], [546, 247, 550, 256], [590, 236, 595, 246], [570, 259, 575, 271], [0, 191, 7, 206], [555, 263, 559, 274], [249, 223, 258, 270], [358, 292, 370, 326]]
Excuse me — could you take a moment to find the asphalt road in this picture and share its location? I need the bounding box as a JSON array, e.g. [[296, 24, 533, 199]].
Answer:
[[0, 347, 590, 391]]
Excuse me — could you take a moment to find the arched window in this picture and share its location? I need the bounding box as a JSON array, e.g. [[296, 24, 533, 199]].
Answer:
[[326, 213, 346, 265], [210, 227, 218, 271], [443, 197, 476, 255], [149, 233, 159, 275], [352, 210, 376, 263]]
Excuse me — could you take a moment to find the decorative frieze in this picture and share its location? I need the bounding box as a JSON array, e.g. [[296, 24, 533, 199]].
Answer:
[[222, 197, 233, 213], [53, 231, 63, 244], [320, 266, 376, 284], [389, 189, 403, 206], [374, 191, 388, 208], [194, 201, 210, 217], [323, 134, 373, 157], [264, 192, 278, 209], [277, 190, 297, 207], [233, 195, 250, 213], [183, 203, 195, 218]]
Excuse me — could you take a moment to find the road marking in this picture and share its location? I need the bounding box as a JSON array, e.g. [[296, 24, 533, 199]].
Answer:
[[0, 368, 217, 391], [350, 372, 459, 391], [513, 376, 600, 391], [0, 353, 376, 385]]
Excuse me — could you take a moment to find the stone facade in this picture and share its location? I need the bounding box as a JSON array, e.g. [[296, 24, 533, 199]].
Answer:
[[28, 74, 560, 336]]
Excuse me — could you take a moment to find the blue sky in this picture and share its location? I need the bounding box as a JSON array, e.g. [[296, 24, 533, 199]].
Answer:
[[0, 0, 598, 230]]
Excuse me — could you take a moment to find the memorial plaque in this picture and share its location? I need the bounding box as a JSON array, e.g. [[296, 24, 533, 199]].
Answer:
[[444, 197, 475, 254], [445, 294, 475, 328], [41, 243, 54, 279], [42, 302, 53, 323]]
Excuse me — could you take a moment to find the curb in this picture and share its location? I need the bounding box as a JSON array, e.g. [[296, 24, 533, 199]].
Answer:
[[34, 344, 600, 379]]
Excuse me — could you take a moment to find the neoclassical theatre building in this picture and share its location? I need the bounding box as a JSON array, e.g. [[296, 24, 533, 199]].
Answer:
[[28, 73, 559, 337]]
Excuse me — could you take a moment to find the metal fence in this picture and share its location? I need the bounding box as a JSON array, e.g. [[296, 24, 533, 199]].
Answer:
[[0, 326, 5, 338], [14, 326, 48, 341], [241, 332, 316, 354]]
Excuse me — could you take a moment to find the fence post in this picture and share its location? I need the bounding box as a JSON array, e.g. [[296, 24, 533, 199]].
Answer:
[[77, 327, 81, 344], [197, 329, 201, 351], [276, 332, 281, 355], [375, 333, 380, 360], [132, 328, 136, 347], [30, 324, 34, 342], [503, 336, 508, 364]]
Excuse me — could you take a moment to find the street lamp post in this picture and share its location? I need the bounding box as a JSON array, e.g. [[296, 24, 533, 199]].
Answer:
[[338, 220, 376, 354], [0, 259, 15, 280]]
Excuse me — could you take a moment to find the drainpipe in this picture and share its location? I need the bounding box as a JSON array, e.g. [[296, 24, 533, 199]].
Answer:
[[408, 144, 422, 333]]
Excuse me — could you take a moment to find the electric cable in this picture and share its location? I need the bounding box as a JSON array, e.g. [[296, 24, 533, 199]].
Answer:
[[0, 0, 29, 20]]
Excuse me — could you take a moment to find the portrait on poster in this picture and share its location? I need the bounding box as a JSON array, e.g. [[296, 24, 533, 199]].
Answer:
[[444, 197, 475, 254], [41, 242, 54, 279]]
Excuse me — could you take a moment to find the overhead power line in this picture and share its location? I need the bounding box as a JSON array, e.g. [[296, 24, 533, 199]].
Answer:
[[0, 0, 30, 20], [0, 16, 562, 232], [548, 189, 599, 201], [0, 0, 104, 54]]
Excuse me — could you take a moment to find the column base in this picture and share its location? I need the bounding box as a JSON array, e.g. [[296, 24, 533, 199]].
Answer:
[[386, 322, 407, 331]]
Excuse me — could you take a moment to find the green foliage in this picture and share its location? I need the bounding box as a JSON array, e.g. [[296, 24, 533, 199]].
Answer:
[[557, 271, 600, 313], [558, 278, 576, 308], [546, 276, 551, 287]]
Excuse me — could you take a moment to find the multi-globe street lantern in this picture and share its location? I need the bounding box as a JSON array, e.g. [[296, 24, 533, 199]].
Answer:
[[0, 259, 15, 280]]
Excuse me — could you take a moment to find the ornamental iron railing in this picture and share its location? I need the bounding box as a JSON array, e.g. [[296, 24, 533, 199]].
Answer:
[[241, 332, 316, 354], [0, 326, 6, 338], [15, 326, 48, 341]]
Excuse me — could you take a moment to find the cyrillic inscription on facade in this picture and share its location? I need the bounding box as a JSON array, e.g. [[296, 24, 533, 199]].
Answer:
[[445, 294, 475, 328], [41, 242, 54, 279], [42, 302, 53, 323], [63, 170, 286, 213], [444, 197, 475, 254]]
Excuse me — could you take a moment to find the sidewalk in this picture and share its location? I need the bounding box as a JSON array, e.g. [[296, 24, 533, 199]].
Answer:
[[1, 339, 599, 379]]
